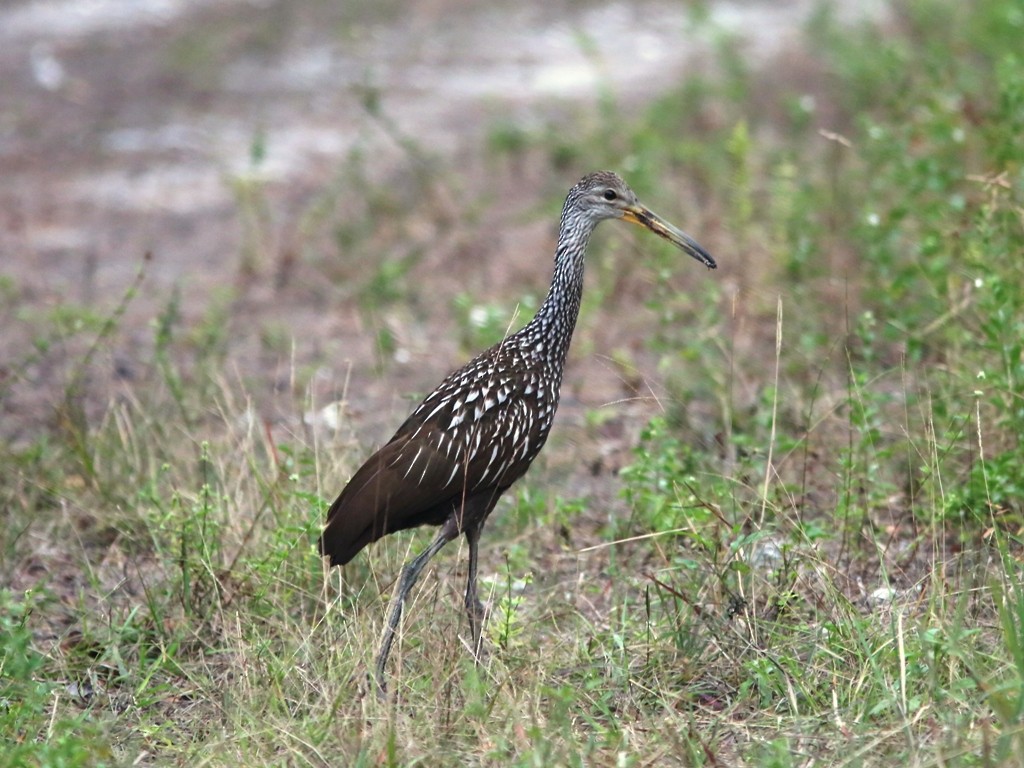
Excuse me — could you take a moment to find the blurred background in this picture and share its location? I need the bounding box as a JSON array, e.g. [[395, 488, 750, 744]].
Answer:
[[1, 0, 877, 445]]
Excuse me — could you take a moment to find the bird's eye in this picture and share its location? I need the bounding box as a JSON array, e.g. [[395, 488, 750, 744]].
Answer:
[[602, 189, 617, 201]]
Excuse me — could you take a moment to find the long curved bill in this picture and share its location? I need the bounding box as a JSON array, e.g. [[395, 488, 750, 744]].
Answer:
[[622, 205, 717, 269]]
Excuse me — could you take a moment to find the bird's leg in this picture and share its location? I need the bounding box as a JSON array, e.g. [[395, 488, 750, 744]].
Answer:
[[376, 529, 453, 696], [464, 522, 487, 661]]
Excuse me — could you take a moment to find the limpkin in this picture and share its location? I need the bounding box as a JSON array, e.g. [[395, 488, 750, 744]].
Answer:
[[319, 171, 716, 692]]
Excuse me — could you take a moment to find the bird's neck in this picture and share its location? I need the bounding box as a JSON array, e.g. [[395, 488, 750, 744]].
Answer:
[[523, 222, 592, 370]]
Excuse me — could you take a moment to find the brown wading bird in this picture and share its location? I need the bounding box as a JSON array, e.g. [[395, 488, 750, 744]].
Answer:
[[319, 171, 716, 693]]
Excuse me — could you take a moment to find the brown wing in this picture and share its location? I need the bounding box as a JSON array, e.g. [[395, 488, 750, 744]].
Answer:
[[318, 361, 553, 566]]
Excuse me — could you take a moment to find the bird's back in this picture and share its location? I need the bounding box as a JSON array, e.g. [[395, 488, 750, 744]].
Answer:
[[318, 333, 560, 566]]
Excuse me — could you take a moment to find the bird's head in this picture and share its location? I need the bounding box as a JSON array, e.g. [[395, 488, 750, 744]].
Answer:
[[570, 171, 716, 269]]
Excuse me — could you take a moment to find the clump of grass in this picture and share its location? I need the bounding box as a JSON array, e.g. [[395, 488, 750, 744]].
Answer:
[[451, 291, 540, 354]]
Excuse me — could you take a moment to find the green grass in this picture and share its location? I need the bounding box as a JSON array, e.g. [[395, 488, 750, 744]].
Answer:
[[3, 0, 1024, 764]]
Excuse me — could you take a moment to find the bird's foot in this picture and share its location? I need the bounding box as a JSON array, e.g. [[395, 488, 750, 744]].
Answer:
[[471, 639, 490, 666]]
